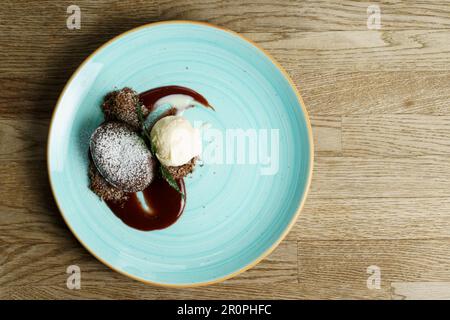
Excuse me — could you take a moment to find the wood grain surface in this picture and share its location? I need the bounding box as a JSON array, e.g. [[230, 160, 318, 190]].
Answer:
[[1, 0, 450, 300]]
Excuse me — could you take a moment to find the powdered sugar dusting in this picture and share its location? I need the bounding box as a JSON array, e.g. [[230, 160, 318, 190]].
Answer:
[[90, 122, 154, 192]]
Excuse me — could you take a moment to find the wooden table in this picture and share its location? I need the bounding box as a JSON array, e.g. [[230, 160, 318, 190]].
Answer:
[[1, 0, 450, 300]]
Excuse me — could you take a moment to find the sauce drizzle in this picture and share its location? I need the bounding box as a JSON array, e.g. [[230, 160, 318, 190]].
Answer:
[[106, 177, 185, 231]]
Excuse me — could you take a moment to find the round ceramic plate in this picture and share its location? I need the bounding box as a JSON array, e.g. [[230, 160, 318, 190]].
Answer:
[[48, 21, 313, 287]]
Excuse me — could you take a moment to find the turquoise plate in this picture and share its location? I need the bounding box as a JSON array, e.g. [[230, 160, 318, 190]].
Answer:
[[48, 21, 313, 287]]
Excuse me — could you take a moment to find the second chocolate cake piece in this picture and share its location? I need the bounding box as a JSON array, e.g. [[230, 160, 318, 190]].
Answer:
[[165, 157, 198, 180], [102, 87, 149, 130]]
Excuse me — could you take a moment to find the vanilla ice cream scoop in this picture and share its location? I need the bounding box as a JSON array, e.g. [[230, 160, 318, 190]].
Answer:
[[150, 116, 201, 167]]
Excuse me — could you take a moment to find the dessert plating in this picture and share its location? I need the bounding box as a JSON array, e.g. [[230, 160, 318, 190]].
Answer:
[[88, 86, 211, 231]]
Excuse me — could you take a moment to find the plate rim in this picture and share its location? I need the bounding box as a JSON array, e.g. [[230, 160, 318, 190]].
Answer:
[[47, 20, 314, 287]]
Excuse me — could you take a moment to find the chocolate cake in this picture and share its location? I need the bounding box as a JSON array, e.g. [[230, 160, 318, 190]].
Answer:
[[89, 161, 129, 203], [90, 121, 155, 192], [166, 157, 198, 180], [102, 87, 149, 130]]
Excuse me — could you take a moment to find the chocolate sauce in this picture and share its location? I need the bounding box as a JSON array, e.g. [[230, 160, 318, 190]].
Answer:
[[104, 86, 209, 231], [106, 177, 185, 231], [140, 85, 211, 112]]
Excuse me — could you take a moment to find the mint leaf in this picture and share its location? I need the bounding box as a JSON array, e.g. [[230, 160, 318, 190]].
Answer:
[[135, 103, 153, 150], [150, 140, 157, 156], [136, 103, 146, 125], [160, 165, 184, 198]]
